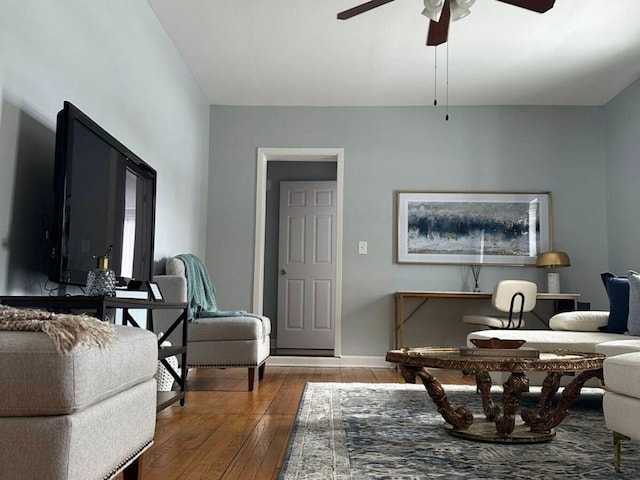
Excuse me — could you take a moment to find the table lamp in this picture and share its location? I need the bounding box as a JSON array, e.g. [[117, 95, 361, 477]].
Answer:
[[536, 251, 571, 293]]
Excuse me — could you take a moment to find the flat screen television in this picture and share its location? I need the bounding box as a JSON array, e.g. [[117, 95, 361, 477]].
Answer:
[[49, 101, 157, 287]]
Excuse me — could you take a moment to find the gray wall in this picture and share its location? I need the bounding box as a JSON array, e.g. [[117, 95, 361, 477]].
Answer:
[[0, 0, 210, 294], [3, 0, 636, 356], [604, 77, 640, 275], [209, 105, 611, 356]]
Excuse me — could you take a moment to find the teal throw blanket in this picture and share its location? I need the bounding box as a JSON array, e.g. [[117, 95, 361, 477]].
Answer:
[[175, 254, 259, 321]]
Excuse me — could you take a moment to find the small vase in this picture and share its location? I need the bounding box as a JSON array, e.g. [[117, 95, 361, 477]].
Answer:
[[470, 265, 482, 293], [86, 249, 116, 296]]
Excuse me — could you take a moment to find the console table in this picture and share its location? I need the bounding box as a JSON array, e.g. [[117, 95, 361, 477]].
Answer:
[[394, 291, 581, 349], [0, 295, 188, 412]]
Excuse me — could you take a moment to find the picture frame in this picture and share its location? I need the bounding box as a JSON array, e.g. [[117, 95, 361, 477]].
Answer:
[[397, 191, 551, 265], [146, 281, 164, 302]]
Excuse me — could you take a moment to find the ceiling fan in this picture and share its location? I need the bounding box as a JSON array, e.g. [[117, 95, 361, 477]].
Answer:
[[337, 0, 555, 46]]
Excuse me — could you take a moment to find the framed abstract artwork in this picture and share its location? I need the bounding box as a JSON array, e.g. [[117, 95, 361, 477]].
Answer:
[[397, 191, 551, 265]]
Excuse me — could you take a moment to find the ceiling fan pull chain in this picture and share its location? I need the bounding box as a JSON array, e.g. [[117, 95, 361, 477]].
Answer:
[[433, 46, 438, 106], [445, 40, 450, 120]]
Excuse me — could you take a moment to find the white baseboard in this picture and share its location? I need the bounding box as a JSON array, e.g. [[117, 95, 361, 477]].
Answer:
[[266, 355, 392, 368]]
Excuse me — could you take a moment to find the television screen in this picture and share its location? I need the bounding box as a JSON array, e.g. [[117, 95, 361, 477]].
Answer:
[[50, 101, 156, 286]]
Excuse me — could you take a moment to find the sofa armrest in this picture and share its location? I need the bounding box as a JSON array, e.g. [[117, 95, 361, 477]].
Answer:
[[549, 311, 609, 332], [151, 275, 188, 347], [152, 275, 187, 303]]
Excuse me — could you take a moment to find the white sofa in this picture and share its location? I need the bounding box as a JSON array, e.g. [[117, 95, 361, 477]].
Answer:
[[467, 311, 640, 386], [467, 311, 635, 352]]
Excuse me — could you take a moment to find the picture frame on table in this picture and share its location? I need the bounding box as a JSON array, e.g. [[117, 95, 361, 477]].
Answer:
[[397, 191, 551, 266], [146, 281, 164, 302]]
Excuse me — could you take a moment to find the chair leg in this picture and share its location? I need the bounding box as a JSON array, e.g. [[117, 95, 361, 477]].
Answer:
[[614, 431, 630, 472], [248, 367, 255, 391], [247, 365, 266, 391]]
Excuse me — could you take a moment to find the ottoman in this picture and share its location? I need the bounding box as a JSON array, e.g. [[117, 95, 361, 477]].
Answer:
[[0, 324, 158, 480]]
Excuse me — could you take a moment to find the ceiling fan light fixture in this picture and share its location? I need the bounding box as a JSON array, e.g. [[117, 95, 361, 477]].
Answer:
[[422, 0, 444, 13], [338, 0, 554, 49], [450, 0, 474, 21], [450, 5, 470, 21], [424, 0, 444, 9], [421, 0, 444, 21], [455, 0, 476, 9], [421, 7, 442, 21]]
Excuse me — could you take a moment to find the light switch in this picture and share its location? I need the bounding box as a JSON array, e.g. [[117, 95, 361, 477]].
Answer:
[[358, 241, 368, 255]]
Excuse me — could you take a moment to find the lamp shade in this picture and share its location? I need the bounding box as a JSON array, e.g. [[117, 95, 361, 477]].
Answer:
[[536, 251, 571, 268]]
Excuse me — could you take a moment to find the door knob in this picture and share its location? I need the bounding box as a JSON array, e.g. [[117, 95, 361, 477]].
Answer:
[[280, 268, 287, 275]]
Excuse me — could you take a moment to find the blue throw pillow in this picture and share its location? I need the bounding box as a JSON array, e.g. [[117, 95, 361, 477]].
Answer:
[[600, 272, 629, 333]]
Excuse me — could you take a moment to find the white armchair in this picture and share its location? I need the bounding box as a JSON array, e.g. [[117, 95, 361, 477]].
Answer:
[[153, 256, 271, 391]]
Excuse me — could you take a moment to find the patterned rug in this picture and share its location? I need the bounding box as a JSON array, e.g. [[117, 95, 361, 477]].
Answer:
[[280, 383, 639, 479]]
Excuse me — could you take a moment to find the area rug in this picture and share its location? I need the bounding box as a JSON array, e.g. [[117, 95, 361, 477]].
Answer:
[[280, 383, 639, 479]]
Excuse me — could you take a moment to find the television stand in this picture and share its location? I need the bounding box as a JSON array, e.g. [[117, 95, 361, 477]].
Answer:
[[0, 295, 188, 412]]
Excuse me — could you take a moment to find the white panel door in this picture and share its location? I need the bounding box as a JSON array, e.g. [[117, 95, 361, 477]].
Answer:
[[277, 181, 337, 349]]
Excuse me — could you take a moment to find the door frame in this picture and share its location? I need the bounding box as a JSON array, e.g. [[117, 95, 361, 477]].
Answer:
[[253, 148, 344, 357]]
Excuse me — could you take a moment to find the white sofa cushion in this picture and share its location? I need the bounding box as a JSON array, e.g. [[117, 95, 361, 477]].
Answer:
[[596, 339, 640, 356], [189, 315, 271, 342], [549, 311, 609, 331], [467, 329, 638, 353], [603, 352, 640, 398]]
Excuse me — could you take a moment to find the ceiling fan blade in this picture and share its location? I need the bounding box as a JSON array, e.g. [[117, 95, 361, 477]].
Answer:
[[494, 0, 555, 13], [337, 0, 396, 20], [426, 0, 451, 46]]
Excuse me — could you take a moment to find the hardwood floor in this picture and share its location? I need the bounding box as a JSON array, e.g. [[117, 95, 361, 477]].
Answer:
[[123, 366, 474, 480]]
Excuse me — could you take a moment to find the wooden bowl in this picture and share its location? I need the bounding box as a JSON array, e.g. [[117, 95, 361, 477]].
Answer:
[[469, 338, 526, 349]]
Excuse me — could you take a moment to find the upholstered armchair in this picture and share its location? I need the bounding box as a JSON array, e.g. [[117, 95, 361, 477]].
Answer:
[[153, 255, 271, 391]]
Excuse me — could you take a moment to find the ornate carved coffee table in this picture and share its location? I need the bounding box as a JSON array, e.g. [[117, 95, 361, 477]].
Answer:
[[385, 347, 605, 443]]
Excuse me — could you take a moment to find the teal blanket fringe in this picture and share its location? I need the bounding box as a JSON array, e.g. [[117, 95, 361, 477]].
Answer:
[[175, 254, 259, 321]]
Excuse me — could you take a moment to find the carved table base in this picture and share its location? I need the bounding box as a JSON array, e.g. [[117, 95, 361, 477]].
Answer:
[[400, 364, 603, 444], [445, 420, 555, 443]]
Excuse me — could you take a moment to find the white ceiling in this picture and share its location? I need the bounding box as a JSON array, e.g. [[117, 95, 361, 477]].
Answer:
[[147, 0, 640, 106]]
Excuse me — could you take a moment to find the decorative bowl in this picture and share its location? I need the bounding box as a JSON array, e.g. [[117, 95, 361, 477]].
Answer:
[[469, 338, 526, 349]]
